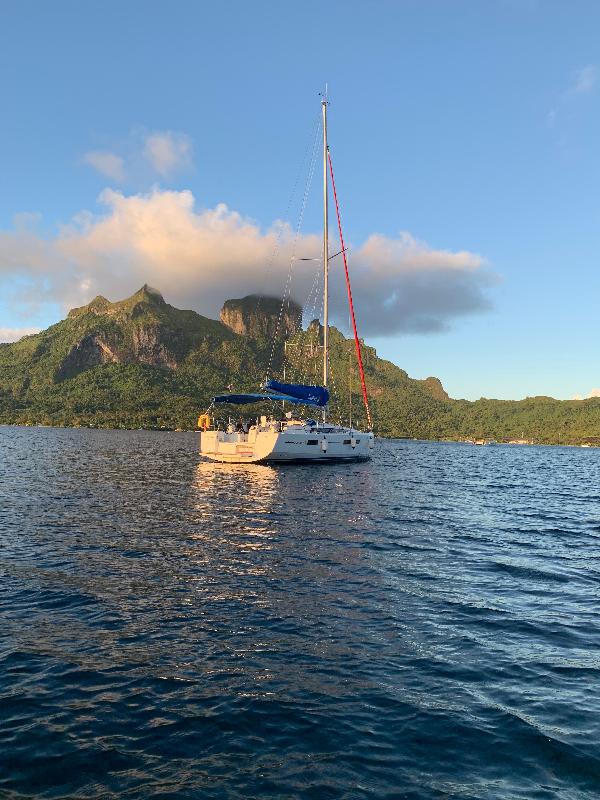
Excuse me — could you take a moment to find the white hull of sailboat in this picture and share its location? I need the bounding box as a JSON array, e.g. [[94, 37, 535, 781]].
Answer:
[[200, 424, 374, 464]]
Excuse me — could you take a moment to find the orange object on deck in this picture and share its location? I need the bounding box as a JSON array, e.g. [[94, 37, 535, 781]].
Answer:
[[197, 414, 212, 431]]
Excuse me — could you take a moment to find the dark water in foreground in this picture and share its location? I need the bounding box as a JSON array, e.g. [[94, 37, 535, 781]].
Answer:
[[1, 428, 600, 799]]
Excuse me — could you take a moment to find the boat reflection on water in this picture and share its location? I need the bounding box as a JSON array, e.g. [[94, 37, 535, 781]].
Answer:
[[188, 457, 383, 702], [194, 459, 280, 495], [189, 457, 377, 577], [191, 461, 281, 551]]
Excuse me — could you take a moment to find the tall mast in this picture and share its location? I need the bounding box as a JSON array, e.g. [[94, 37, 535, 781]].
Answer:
[[322, 96, 329, 399]]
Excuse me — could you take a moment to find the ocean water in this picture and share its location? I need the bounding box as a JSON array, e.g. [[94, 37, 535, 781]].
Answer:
[[1, 427, 600, 800]]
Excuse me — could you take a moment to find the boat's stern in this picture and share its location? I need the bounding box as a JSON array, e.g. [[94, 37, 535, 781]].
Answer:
[[199, 426, 279, 463]]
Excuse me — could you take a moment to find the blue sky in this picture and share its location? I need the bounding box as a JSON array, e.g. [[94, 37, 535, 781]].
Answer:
[[1, 0, 599, 400]]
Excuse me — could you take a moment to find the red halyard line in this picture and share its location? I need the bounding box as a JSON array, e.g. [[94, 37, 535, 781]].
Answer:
[[327, 150, 373, 430]]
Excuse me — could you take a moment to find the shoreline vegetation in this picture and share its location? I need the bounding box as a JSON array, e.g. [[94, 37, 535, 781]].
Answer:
[[1, 286, 599, 447], [3, 422, 599, 448]]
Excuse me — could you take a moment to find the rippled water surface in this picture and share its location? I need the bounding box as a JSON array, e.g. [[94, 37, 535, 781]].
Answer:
[[2, 427, 600, 799]]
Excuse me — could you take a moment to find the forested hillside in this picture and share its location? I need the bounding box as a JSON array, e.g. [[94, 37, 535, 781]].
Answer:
[[1, 286, 598, 444]]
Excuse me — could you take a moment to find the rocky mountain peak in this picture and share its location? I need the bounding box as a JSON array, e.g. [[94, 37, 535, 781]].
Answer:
[[131, 284, 165, 304], [68, 295, 110, 318], [421, 376, 450, 401], [220, 295, 302, 340], [67, 285, 167, 319]]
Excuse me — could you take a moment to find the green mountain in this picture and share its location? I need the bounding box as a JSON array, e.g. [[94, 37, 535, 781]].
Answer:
[[1, 285, 599, 444]]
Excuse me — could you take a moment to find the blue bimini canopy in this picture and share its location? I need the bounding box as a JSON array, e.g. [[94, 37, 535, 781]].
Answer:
[[213, 392, 313, 406], [265, 380, 329, 407]]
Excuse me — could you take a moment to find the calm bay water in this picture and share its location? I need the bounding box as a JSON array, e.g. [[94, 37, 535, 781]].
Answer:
[[1, 426, 600, 799]]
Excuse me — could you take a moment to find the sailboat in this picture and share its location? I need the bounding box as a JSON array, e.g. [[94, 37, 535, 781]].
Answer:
[[199, 97, 375, 463]]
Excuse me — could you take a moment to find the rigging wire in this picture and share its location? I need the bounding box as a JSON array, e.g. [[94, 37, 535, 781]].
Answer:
[[327, 149, 373, 430], [266, 115, 321, 381], [252, 112, 322, 321], [284, 266, 323, 388], [294, 273, 324, 388]]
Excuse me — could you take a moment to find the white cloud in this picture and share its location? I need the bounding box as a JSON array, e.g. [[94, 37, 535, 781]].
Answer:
[[0, 326, 41, 343], [82, 131, 193, 184], [571, 64, 597, 95], [344, 232, 492, 334], [572, 388, 600, 400], [142, 131, 193, 177], [13, 212, 42, 230], [0, 188, 495, 337], [548, 64, 598, 129], [83, 151, 125, 182]]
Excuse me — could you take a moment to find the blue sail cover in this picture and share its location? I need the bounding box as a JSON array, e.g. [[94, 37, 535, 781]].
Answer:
[[265, 380, 329, 407], [213, 392, 316, 406]]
